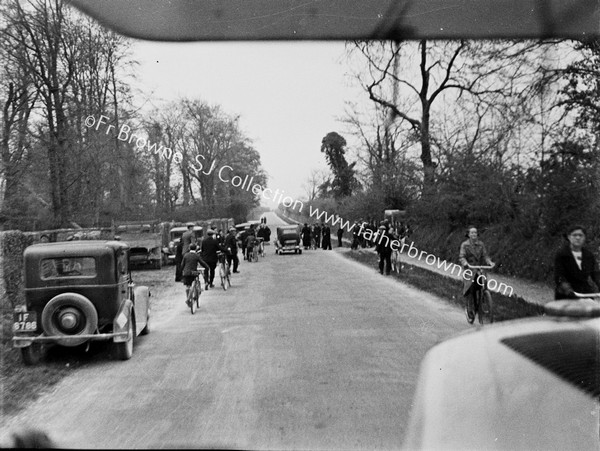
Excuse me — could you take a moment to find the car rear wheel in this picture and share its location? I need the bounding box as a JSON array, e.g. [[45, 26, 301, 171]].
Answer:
[[114, 312, 135, 360], [42, 293, 98, 347]]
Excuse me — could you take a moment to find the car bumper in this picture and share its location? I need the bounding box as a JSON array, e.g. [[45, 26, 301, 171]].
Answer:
[[13, 331, 128, 347]]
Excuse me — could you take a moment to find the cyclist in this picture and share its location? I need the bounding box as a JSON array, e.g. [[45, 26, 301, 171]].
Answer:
[[246, 233, 258, 261], [181, 244, 209, 303], [459, 226, 495, 322], [554, 225, 600, 299], [200, 229, 221, 288]]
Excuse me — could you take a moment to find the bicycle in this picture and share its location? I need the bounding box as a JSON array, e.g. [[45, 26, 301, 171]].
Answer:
[[257, 238, 265, 258], [187, 269, 204, 314], [465, 264, 495, 325], [217, 251, 231, 291]]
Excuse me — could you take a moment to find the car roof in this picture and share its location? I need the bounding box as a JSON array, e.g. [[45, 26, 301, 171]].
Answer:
[[24, 240, 129, 257]]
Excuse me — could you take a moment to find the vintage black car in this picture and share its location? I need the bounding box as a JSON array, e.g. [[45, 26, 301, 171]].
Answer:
[[13, 241, 151, 364], [275, 225, 302, 255]]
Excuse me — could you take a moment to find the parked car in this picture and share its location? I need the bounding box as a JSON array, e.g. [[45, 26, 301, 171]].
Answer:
[[403, 299, 600, 450], [165, 225, 203, 263], [275, 225, 302, 255], [12, 241, 151, 364]]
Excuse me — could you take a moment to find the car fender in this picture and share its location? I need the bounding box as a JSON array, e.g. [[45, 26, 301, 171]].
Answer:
[[132, 285, 150, 334], [112, 299, 134, 343]]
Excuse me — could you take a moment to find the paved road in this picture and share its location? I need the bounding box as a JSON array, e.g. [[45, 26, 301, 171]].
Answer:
[[1, 212, 468, 449]]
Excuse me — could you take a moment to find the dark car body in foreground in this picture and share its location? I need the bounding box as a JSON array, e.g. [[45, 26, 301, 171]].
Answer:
[[404, 300, 600, 451], [13, 241, 150, 364]]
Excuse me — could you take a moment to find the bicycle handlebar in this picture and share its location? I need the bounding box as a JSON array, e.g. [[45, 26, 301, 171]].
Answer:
[[466, 264, 495, 270]]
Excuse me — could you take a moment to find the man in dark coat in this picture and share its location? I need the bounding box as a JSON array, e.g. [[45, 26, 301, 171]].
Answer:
[[200, 229, 221, 289], [240, 228, 249, 260], [181, 222, 196, 254], [301, 223, 311, 249], [321, 223, 332, 250], [554, 225, 600, 299], [174, 239, 183, 282], [313, 223, 321, 249], [376, 225, 393, 275], [224, 227, 240, 273]]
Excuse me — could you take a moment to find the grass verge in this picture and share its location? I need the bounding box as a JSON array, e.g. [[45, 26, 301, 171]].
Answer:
[[0, 311, 86, 419], [343, 249, 545, 321]]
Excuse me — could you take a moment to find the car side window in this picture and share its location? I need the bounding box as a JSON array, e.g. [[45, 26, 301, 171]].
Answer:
[[116, 250, 128, 276]]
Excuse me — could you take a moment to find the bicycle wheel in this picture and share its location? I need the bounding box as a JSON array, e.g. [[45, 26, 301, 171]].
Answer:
[[195, 283, 200, 310], [479, 290, 494, 324], [220, 263, 227, 291], [465, 289, 477, 325], [190, 280, 197, 314]]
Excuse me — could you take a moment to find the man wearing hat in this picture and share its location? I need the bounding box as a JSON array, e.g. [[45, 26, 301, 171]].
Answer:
[[181, 222, 196, 255], [200, 228, 221, 289], [225, 227, 240, 273], [376, 224, 393, 275]]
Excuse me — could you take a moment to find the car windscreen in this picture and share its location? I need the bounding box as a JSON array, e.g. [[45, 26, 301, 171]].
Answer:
[[40, 257, 97, 280]]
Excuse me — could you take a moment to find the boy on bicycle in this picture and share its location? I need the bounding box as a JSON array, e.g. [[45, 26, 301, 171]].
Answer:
[[181, 244, 210, 304], [245, 233, 258, 261], [459, 226, 495, 321]]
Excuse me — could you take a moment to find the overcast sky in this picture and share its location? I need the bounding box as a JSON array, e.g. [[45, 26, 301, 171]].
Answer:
[[131, 40, 364, 205]]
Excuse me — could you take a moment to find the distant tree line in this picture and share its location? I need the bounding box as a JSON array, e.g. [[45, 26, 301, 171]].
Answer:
[[0, 0, 266, 230]]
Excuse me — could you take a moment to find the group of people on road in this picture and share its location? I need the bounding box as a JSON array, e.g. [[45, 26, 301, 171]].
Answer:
[[239, 223, 271, 261], [301, 222, 333, 250], [175, 222, 244, 302], [175, 221, 274, 303], [351, 220, 411, 251]]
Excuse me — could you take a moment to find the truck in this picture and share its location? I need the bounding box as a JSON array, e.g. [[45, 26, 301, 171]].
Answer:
[[113, 221, 169, 269]]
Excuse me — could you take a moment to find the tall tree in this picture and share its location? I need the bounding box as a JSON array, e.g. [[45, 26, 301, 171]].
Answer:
[[320, 131, 359, 198]]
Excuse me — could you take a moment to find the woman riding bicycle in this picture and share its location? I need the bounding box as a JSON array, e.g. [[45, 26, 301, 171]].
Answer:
[[459, 226, 495, 322]]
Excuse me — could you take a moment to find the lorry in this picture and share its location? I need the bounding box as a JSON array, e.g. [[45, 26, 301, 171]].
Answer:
[[113, 221, 169, 269]]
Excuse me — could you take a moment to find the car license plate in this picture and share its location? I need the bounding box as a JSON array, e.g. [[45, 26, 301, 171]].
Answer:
[[13, 311, 37, 332]]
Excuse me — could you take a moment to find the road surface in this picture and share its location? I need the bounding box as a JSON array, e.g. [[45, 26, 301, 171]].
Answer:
[[1, 212, 468, 449]]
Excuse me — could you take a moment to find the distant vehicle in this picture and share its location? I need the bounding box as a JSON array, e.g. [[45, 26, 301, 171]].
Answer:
[[114, 221, 168, 269], [165, 225, 203, 263], [403, 298, 600, 450], [275, 225, 302, 255], [13, 241, 151, 364]]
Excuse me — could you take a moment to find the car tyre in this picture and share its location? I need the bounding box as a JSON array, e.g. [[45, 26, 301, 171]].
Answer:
[[42, 293, 98, 347], [114, 312, 135, 360]]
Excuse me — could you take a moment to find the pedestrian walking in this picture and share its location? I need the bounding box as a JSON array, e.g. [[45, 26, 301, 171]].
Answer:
[[322, 223, 332, 250], [337, 227, 344, 247]]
